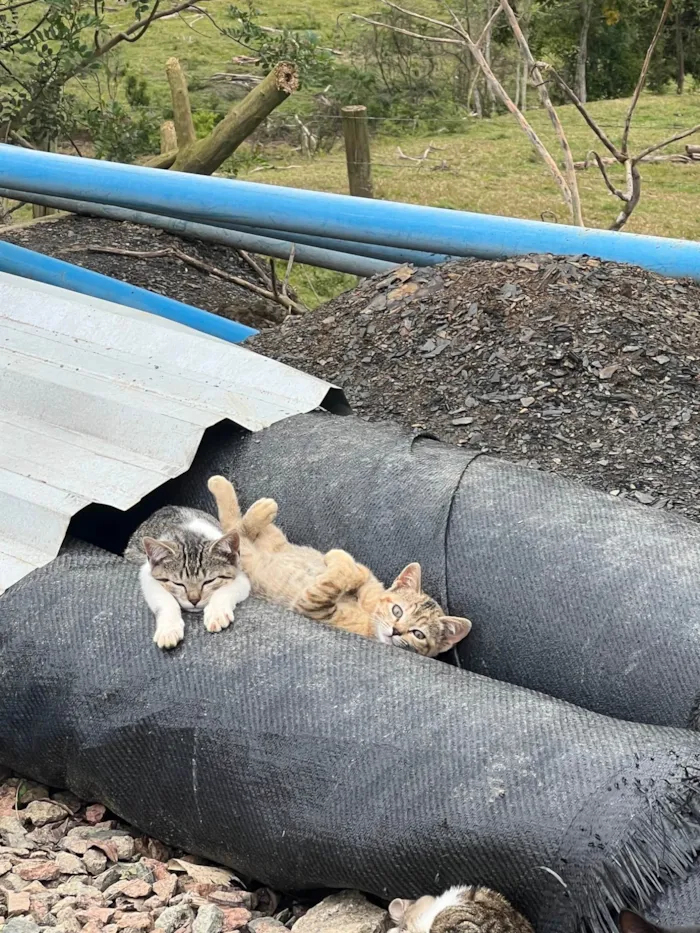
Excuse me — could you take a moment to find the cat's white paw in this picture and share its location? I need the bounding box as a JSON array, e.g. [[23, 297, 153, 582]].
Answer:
[[154, 612, 184, 650], [204, 600, 234, 634]]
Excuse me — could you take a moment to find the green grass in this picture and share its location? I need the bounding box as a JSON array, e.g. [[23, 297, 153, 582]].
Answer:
[[235, 93, 700, 241], [103, 0, 367, 107], [99, 0, 700, 242]]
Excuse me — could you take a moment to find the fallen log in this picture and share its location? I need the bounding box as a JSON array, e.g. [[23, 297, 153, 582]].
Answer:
[[172, 62, 298, 175]]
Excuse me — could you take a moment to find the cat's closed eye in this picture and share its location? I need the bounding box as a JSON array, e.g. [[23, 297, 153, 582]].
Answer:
[[203, 577, 226, 586], [155, 578, 186, 589]]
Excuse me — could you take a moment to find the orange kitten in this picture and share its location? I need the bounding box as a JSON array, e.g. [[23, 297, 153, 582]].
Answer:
[[207, 476, 471, 657]]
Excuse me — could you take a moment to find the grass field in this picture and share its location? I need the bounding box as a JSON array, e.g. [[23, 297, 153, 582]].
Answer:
[[235, 94, 700, 241], [13, 3, 699, 305], [103, 0, 700, 242]]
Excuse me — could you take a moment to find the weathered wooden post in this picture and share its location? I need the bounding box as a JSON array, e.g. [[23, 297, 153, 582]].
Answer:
[[160, 120, 177, 154], [166, 57, 197, 149], [341, 105, 373, 198]]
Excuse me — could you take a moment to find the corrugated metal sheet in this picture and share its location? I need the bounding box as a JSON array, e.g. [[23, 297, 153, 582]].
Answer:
[[0, 271, 345, 595]]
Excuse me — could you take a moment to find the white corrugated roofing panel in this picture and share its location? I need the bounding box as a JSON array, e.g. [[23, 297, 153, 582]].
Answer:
[[0, 271, 344, 594]]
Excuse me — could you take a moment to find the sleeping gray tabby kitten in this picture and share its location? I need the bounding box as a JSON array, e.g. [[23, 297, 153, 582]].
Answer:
[[389, 886, 533, 933], [124, 505, 250, 650], [619, 910, 700, 933]]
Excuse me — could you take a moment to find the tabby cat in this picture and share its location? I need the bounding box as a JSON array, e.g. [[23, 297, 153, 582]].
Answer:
[[619, 910, 700, 933], [388, 886, 534, 933], [124, 505, 250, 649], [207, 476, 471, 657]]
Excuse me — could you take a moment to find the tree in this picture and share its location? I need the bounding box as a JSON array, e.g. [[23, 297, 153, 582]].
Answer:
[[0, 0, 205, 147]]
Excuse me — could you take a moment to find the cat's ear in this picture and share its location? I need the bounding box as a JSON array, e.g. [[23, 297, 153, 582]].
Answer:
[[393, 563, 422, 592], [388, 899, 411, 923], [142, 537, 177, 567], [211, 531, 240, 563], [618, 912, 662, 933], [439, 616, 472, 650]]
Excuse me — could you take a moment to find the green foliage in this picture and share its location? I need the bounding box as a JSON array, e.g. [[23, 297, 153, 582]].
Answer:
[[532, 0, 700, 100], [193, 109, 224, 138], [0, 0, 189, 148], [82, 98, 159, 161], [223, 2, 334, 85]]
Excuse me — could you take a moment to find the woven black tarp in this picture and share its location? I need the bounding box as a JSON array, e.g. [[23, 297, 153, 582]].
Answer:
[[1, 540, 700, 933], [137, 412, 700, 730]]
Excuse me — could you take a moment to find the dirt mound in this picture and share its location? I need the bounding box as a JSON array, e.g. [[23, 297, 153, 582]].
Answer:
[[251, 255, 700, 521], [0, 216, 285, 328]]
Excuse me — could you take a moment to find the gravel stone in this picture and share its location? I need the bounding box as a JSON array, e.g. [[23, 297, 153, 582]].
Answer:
[[192, 905, 223, 933], [55, 854, 87, 877], [154, 904, 194, 933]]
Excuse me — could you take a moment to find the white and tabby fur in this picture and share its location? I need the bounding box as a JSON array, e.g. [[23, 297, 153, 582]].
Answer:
[[124, 505, 250, 650]]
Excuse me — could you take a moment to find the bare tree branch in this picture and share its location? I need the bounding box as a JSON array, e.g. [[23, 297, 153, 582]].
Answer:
[[589, 151, 626, 201], [622, 0, 673, 153], [499, 0, 582, 225], [536, 62, 621, 159], [634, 123, 700, 164], [611, 162, 641, 231], [351, 14, 462, 45], [375, 0, 579, 223], [90, 0, 206, 63]]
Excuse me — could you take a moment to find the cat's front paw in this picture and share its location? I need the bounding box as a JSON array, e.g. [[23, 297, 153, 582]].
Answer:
[[203, 600, 234, 634], [154, 613, 185, 650]]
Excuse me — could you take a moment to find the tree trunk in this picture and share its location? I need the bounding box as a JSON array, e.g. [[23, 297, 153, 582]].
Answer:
[[172, 62, 298, 175], [166, 57, 197, 149], [675, 8, 685, 94], [576, 0, 593, 104]]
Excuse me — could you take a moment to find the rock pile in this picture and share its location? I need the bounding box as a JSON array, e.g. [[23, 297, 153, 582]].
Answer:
[[252, 256, 700, 522], [0, 772, 387, 933]]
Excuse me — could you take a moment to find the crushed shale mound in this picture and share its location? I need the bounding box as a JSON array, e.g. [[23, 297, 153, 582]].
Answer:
[[251, 255, 700, 522]]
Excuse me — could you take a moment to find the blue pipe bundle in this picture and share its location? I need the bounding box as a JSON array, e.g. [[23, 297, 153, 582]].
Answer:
[[1, 145, 699, 281]]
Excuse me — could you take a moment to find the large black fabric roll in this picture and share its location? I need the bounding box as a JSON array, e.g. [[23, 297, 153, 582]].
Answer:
[[2, 540, 700, 933], [140, 412, 700, 730]]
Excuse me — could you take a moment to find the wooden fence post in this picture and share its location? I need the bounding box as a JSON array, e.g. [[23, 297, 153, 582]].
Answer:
[[342, 105, 373, 198]]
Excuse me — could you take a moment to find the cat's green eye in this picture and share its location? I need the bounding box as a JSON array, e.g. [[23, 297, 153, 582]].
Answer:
[[411, 629, 426, 640], [392, 604, 403, 619]]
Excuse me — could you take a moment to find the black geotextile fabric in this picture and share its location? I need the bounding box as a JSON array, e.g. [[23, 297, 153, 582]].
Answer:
[[2, 540, 700, 933], [154, 412, 700, 730]]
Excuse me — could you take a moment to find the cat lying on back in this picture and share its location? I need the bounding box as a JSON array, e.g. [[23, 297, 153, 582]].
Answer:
[[124, 505, 250, 649], [388, 886, 533, 933], [619, 909, 700, 933], [207, 476, 471, 657]]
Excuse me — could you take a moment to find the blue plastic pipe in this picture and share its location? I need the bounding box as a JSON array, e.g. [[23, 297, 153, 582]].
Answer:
[[0, 240, 257, 343], [2, 146, 699, 280], [190, 220, 451, 267], [0, 188, 398, 277]]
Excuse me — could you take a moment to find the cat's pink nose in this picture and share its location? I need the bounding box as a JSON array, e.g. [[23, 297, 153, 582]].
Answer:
[[391, 627, 400, 637], [190, 596, 200, 606]]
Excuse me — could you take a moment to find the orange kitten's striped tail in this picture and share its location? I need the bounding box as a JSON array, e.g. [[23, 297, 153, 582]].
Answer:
[[208, 476, 242, 533]]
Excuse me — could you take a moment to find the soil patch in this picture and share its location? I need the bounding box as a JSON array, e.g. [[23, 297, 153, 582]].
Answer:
[[0, 216, 284, 329], [251, 255, 700, 521]]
